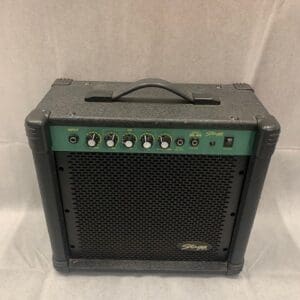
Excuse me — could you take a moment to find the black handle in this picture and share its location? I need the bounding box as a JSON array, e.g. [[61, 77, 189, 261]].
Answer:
[[85, 78, 220, 105], [112, 78, 195, 103]]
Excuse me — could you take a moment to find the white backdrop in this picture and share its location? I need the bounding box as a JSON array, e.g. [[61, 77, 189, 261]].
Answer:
[[0, 1, 299, 299]]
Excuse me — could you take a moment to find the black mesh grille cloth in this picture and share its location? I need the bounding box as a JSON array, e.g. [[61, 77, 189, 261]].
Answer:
[[55, 152, 248, 262]]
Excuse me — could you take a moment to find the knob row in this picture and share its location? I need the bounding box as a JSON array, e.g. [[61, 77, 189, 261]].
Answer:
[[69, 133, 201, 149], [83, 133, 175, 149]]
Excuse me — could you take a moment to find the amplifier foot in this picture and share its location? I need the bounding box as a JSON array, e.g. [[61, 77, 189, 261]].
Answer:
[[227, 261, 244, 275], [53, 257, 70, 273]]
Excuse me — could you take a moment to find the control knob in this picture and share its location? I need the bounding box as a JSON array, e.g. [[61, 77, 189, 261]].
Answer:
[[141, 134, 153, 149], [86, 133, 100, 147], [123, 134, 136, 148], [105, 133, 118, 148], [159, 135, 171, 149]]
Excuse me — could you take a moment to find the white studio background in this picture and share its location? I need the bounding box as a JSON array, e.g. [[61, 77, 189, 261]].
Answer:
[[0, 1, 300, 299]]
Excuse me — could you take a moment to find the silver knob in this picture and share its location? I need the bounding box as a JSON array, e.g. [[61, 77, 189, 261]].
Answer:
[[141, 134, 153, 149], [86, 133, 100, 147], [123, 134, 136, 148], [159, 135, 171, 149], [105, 133, 117, 148]]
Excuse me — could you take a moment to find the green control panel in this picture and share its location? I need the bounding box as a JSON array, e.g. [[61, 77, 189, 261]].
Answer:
[[49, 126, 256, 156]]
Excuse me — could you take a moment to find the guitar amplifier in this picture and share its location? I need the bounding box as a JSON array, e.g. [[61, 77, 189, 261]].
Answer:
[[25, 78, 280, 274]]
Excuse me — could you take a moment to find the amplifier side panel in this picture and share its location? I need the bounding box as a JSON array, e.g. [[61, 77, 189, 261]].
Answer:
[[25, 109, 70, 272], [227, 115, 280, 274]]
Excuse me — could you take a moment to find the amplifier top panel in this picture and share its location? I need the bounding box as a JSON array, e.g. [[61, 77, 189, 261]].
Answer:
[[35, 78, 269, 129]]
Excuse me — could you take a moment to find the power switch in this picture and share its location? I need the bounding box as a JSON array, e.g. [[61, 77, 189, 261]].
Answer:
[[224, 137, 234, 147]]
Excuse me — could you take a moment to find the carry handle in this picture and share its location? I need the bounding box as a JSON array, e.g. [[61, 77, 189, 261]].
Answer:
[[85, 78, 220, 105]]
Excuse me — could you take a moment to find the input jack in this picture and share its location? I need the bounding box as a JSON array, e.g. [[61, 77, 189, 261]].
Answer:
[[68, 134, 79, 144], [176, 138, 185, 146], [190, 137, 199, 147]]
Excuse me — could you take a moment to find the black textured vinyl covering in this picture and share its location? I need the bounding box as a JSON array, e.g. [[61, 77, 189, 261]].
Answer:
[[39, 80, 267, 129], [55, 152, 248, 262]]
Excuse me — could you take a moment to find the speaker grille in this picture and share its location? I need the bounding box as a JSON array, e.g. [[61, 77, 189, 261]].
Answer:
[[55, 152, 248, 261]]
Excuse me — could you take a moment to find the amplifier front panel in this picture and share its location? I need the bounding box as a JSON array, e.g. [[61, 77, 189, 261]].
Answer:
[[55, 151, 249, 262], [50, 126, 255, 156]]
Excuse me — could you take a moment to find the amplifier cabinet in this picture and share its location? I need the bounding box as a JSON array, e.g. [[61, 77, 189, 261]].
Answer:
[[25, 78, 280, 274]]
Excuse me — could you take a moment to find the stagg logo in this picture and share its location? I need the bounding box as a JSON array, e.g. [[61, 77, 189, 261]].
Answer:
[[178, 241, 212, 252]]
